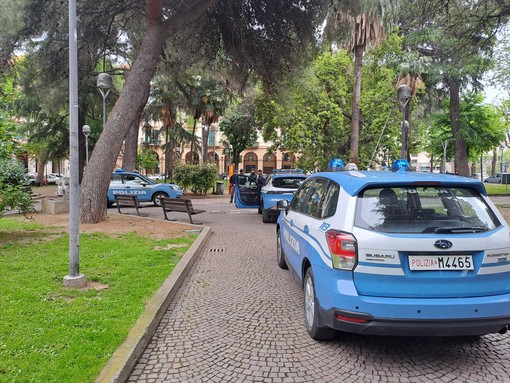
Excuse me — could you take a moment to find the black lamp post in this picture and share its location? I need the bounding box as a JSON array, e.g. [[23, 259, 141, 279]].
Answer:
[[397, 85, 412, 160]]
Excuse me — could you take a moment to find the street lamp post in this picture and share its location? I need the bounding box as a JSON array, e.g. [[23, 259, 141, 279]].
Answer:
[[82, 125, 90, 164], [441, 139, 452, 174], [97, 73, 112, 129], [500, 144, 505, 174], [64, 0, 86, 288], [397, 85, 412, 160]]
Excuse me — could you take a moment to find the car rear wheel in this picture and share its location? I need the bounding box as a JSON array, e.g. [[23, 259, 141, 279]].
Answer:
[[304, 268, 336, 340], [152, 191, 168, 207], [276, 230, 288, 269]]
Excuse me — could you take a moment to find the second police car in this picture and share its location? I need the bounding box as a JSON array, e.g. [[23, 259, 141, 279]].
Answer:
[[276, 160, 510, 340], [107, 169, 183, 207], [234, 169, 307, 223]]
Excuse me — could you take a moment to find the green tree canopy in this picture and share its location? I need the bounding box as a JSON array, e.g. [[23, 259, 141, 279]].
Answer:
[[430, 93, 506, 165]]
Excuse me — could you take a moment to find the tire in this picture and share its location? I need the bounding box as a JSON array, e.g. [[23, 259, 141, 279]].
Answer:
[[276, 229, 288, 269], [262, 208, 272, 223], [303, 268, 336, 340], [152, 191, 168, 207]]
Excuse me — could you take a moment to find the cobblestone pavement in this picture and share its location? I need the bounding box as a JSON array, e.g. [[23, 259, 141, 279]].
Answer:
[[126, 196, 510, 383]]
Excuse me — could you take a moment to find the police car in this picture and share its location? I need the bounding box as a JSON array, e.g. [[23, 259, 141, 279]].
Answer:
[[276, 160, 510, 340], [234, 169, 306, 222], [107, 170, 183, 207], [259, 170, 307, 223]]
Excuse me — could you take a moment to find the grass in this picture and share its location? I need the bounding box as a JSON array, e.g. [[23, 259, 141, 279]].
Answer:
[[484, 183, 510, 195], [0, 217, 196, 383]]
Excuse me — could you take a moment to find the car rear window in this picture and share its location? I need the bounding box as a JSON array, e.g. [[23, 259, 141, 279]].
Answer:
[[355, 186, 501, 234], [272, 177, 305, 188]]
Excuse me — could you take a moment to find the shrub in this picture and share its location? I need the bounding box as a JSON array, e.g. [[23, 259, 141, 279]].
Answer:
[[0, 158, 34, 216], [173, 163, 218, 195]]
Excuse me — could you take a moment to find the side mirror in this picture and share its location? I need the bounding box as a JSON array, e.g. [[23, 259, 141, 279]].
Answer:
[[277, 199, 289, 212]]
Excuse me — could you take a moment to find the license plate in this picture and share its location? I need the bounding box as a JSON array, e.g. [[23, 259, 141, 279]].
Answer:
[[408, 255, 474, 271]]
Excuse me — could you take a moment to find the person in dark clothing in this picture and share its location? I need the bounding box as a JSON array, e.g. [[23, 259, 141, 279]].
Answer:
[[231, 169, 246, 203], [248, 169, 258, 185], [229, 170, 237, 203], [256, 169, 265, 187]]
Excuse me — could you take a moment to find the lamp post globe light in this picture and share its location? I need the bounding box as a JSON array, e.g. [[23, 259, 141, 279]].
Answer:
[[82, 124, 91, 164], [397, 84, 412, 160], [97, 73, 112, 130]]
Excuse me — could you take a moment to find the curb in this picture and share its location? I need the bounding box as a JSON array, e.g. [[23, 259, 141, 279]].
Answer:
[[95, 224, 212, 383]]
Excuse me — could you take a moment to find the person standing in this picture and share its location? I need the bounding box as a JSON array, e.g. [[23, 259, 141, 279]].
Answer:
[[256, 169, 265, 187], [248, 169, 258, 184], [229, 170, 237, 203], [230, 169, 246, 203]]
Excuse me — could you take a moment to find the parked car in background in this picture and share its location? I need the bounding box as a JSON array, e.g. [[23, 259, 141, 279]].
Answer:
[[107, 169, 182, 207], [484, 174, 502, 184], [276, 162, 510, 340], [44, 173, 63, 184], [147, 173, 163, 181], [27, 173, 48, 186], [259, 170, 307, 223]]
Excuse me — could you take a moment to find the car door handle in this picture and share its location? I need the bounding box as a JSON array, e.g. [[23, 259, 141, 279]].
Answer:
[[304, 225, 309, 234]]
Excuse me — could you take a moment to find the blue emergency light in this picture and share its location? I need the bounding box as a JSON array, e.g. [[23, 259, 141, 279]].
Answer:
[[328, 158, 345, 172]]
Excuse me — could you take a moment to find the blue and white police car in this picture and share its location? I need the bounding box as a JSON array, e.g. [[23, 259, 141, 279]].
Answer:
[[276, 161, 510, 340], [234, 169, 307, 223], [260, 170, 307, 223], [107, 170, 183, 207]]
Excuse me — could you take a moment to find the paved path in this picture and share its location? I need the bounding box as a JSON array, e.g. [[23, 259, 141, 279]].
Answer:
[[122, 195, 510, 383]]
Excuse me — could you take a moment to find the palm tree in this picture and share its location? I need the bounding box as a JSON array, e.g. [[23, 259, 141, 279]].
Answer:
[[177, 78, 230, 164], [325, 0, 399, 164]]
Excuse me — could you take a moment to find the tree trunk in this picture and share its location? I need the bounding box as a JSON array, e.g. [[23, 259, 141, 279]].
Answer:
[[203, 124, 211, 163], [190, 119, 197, 163], [450, 78, 469, 176], [79, 0, 219, 223], [349, 44, 363, 164], [122, 120, 140, 171]]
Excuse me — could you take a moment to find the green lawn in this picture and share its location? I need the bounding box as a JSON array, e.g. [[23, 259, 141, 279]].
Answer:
[[484, 183, 510, 195], [0, 217, 196, 383]]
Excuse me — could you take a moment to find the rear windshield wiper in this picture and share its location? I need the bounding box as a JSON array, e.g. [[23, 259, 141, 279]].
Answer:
[[425, 226, 488, 234]]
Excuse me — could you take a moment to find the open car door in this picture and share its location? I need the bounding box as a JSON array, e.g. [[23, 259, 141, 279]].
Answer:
[[234, 175, 260, 209]]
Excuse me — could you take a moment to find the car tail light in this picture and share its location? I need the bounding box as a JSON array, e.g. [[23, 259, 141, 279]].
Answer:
[[325, 230, 357, 270]]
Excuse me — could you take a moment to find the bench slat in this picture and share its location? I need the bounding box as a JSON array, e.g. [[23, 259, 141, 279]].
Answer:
[[114, 195, 143, 216], [160, 197, 204, 224]]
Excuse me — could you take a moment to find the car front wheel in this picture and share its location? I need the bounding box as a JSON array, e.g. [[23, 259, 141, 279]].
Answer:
[[152, 191, 168, 207], [276, 229, 288, 269], [304, 268, 336, 341], [262, 208, 272, 223]]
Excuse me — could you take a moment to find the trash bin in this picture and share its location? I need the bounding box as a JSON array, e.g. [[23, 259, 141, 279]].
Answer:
[[215, 181, 225, 195]]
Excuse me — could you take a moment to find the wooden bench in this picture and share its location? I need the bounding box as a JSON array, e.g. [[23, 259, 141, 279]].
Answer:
[[114, 194, 144, 216], [161, 197, 205, 224]]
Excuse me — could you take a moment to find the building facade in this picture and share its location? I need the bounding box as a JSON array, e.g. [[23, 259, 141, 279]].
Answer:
[[135, 121, 298, 176]]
